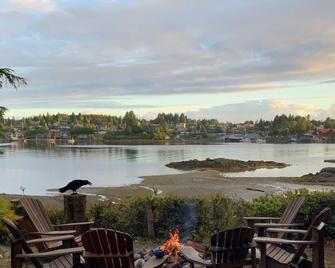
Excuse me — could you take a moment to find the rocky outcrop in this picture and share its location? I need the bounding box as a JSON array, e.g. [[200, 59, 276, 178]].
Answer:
[[299, 167, 335, 183], [166, 158, 289, 172]]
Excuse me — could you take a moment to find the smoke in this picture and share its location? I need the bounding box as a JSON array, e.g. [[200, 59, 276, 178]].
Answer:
[[179, 200, 199, 241]]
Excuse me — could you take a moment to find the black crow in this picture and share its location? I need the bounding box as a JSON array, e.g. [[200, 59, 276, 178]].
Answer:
[[58, 179, 92, 194]]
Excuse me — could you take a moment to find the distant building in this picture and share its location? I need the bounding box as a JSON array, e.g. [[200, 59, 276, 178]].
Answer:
[[216, 133, 225, 141]]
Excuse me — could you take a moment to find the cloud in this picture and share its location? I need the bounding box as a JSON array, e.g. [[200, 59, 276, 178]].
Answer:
[[5, 0, 56, 13], [0, 0, 335, 115], [186, 100, 324, 122], [314, 103, 335, 120]]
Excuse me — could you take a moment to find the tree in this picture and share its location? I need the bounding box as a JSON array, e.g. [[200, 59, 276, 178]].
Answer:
[[0, 106, 8, 138], [0, 68, 27, 89], [123, 111, 140, 134], [0, 68, 27, 139]]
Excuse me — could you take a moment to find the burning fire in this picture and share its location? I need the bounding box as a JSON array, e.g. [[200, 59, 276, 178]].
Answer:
[[161, 229, 181, 257]]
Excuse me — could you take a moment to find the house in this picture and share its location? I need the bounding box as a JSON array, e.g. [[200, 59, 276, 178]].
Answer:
[[243, 133, 260, 143], [318, 128, 333, 136], [216, 133, 225, 141]]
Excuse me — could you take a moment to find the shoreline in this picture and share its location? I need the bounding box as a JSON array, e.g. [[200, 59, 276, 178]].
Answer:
[[3, 170, 334, 207]]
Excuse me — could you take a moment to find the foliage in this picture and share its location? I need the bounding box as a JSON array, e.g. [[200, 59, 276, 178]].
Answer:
[[89, 195, 248, 241], [0, 68, 27, 89], [0, 197, 19, 243], [45, 206, 64, 225], [103, 130, 153, 141], [70, 126, 97, 136], [24, 126, 48, 138], [1, 110, 335, 140], [249, 190, 335, 238], [0, 106, 8, 138], [88, 190, 335, 241], [256, 114, 313, 136]]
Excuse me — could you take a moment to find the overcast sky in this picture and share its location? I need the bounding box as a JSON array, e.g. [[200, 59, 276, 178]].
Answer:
[[0, 0, 334, 122]]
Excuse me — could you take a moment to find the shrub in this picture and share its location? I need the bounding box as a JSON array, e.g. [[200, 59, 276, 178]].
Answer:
[[89, 195, 249, 241], [0, 197, 19, 243], [44, 206, 64, 225], [89, 190, 335, 241], [249, 190, 335, 238]]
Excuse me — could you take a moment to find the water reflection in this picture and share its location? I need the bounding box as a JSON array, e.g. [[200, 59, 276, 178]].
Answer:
[[0, 143, 334, 195]]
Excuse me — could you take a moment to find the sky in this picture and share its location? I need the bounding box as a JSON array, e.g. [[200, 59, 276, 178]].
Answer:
[[0, 0, 334, 122]]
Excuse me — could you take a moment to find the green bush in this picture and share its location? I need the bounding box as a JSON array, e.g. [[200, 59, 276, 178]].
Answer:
[[0, 197, 19, 243], [249, 190, 335, 238], [89, 195, 248, 241], [89, 190, 335, 241]]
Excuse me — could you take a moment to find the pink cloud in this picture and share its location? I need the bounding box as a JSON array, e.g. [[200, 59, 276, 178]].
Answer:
[[6, 0, 56, 13]]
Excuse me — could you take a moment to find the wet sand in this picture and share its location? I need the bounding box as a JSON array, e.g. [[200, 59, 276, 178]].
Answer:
[[3, 170, 335, 207], [70, 170, 335, 201]]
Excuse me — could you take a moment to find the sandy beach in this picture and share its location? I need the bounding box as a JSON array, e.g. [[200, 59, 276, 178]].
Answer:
[[57, 170, 335, 202], [2, 170, 335, 208]]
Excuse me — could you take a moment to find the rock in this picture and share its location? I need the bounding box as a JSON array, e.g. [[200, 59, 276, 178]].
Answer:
[[138, 248, 152, 257], [143, 251, 153, 261], [166, 158, 289, 172], [134, 253, 141, 261], [298, 167, 335, 182], [318, 167, 335, 178], [134, 258, 145, 268], [165, 263, 182, 268]]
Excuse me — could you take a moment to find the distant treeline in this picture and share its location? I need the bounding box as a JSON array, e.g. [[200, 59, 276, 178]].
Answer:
[[2, 111, 335, 139]]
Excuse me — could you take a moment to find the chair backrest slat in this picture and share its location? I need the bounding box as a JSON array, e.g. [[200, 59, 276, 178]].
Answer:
[[279, 196, 305, 225], [210, 227, 254, 264], [20, 197, 54, 232], [82, 228, 134, 268]]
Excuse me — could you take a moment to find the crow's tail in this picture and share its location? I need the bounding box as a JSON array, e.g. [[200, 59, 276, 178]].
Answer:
[[58, 186, 67, 193]]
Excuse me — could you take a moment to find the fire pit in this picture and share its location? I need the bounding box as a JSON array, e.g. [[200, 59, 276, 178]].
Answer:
[[161, 229, 182, 262], [139, 229, 192, 268]]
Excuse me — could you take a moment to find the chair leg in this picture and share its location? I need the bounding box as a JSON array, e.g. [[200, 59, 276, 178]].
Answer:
[[11, 241, 23, 268], [258, 243, 267, 268], [312, 228, 325, 268], [73, 252, 81, 267], [251, 247, 257, 268]]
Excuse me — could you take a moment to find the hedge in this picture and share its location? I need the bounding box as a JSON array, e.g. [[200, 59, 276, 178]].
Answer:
[[89, 195, 249, 241], [89, 190, 335, 240]]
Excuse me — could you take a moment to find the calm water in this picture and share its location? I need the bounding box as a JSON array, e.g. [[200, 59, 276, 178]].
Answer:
[[0, 142, 334, 195]]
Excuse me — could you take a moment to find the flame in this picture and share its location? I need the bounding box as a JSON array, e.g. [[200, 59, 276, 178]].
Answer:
[[161, 229, 181, 257]]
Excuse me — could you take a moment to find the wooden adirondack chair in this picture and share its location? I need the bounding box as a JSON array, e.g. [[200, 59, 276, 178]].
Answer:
[[243, 196, 305, 237], [3, 217, 84, 268], [19, 197, 93, 250], [81, 228, 167, 268], [181, 227, 257, 268], [81, 228, 135, 268], [254, 207, 331, 268]]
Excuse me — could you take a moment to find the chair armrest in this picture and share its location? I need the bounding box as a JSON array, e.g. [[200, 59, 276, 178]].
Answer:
[[255, 223, 304, 228], [254, 237, 317, 245], [26, 235, 75, 245], [266, 228, 307, 234], [243, 217, 281, 228], [16, 247, 84, 260], [243, 217, 281, 221], [28, 230, 76, 236], [53, 221, 94, 229]]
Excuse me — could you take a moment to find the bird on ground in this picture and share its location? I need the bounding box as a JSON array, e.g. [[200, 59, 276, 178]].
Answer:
[[58, 179, 92, 195]]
